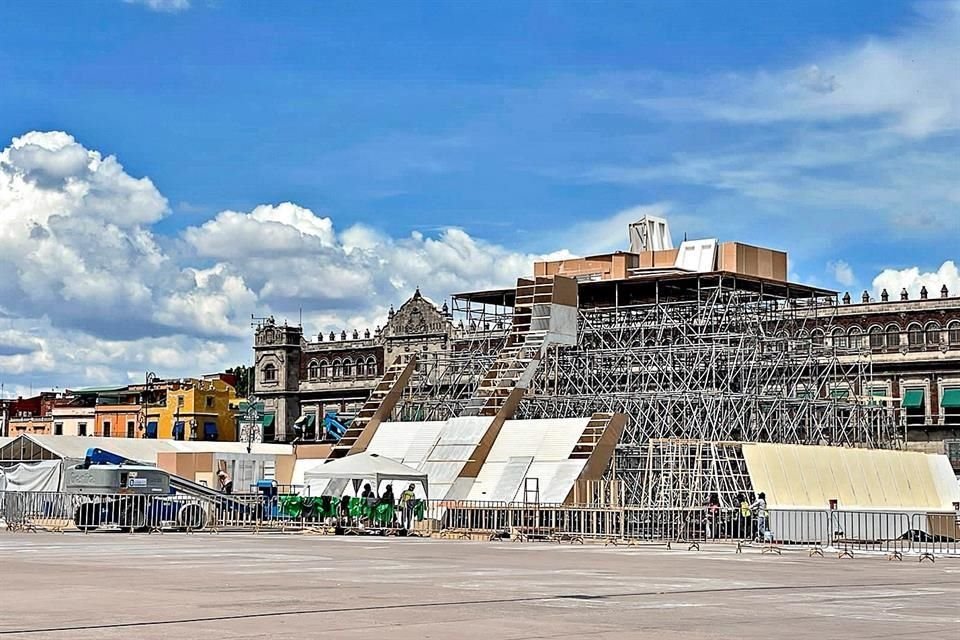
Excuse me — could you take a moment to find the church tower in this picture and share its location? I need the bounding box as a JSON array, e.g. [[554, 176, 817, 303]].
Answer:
[[253, 317, 303, 441]]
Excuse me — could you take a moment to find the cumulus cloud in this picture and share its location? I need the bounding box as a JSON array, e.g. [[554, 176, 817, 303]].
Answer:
[[0, 131, 266, 390], [183, 203, 568, 314], [872, 261, 960, 299], [0, 131, 260, 343], [123, 0, 191, 13], [0, 131, 577, 391], [0, 330, 42, 358]]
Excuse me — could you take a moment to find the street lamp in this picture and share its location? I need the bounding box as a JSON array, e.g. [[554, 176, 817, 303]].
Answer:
[[139, 371, 156, 439], [243, 394, 261, 454]]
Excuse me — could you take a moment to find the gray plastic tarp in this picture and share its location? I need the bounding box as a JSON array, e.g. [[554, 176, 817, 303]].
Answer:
[[0, 460, 63, 492]]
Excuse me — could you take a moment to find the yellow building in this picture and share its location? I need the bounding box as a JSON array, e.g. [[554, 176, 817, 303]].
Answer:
[[145, 378, 239, 441]]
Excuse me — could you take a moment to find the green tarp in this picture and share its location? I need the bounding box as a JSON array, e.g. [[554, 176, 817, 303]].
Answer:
[[279, 495, 303, 518], [902, 389, 924, 408], [373, 502, 395, 525], [941, 388, 960, 408]]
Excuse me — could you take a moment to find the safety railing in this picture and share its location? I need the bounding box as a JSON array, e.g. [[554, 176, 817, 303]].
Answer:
[[2, 490, 958, 558], [907, 512, 960, 559]]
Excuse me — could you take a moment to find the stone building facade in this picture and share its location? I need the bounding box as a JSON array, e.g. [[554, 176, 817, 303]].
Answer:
[[816, 285, 960, 470], [253, 289, 459, 442]]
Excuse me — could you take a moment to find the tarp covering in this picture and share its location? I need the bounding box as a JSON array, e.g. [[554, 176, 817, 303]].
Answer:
[[743, 443, 960, 511], [0, 460, 62, 492], [364, 417, 595, 503], [466, 418, 590, 503]]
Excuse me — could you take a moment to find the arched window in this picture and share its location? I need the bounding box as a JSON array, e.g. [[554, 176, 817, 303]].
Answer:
[[811, 329, 825, 346], [332, 359, 342, 378], [884, 324, 901, 349], [343, 358, 354, 377], [847, 326, 863, 350], [949, 321, 960, 346], [907, 323, 923, 349], [319, 360, 329, 379], [924, 322, 941, 347], [868, 326, 884, 350], [831, 327, 847, 349], [307, 359, 320, 380], [262, 363, 277, 383], [365, 357, 377, 377]]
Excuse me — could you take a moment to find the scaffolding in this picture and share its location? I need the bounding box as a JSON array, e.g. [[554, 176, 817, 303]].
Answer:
[[390, 290, 511, 421], [387, 272, 899, 507]]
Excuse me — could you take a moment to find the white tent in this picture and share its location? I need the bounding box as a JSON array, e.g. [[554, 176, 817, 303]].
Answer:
[[0, 460, 62, 492], [302, 452, 429, 499]]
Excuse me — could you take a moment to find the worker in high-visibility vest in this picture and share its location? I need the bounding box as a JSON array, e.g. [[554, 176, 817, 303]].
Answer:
[[737, 493, 752, 539], [399, 484, 417, 531]]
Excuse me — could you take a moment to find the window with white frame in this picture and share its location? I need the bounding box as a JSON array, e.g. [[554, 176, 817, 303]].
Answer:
[[925, 322, 941, 347], [907, 323, 923, 348]]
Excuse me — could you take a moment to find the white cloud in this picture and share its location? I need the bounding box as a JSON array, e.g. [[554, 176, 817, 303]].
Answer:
[[0, 131, 263, 344], [872, 261, 960, 299], [123, 0, 191, 13], [828, 260, 856, 287], [183, 204, 569, 315], [0, 131, 587, 391]]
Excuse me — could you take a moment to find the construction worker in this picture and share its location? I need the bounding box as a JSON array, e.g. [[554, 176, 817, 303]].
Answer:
[[737, 493, 751, 539], [217, 470, 233, 495], [750, 492, 768, 541], [399, 483, 417, 531]]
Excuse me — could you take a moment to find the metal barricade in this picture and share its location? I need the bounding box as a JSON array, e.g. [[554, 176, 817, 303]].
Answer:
[[908, 512, 960, 560], [620, 507, 708, 547], [3, 491, 73, 532], [3, 489, 956, 554], [767, 509, 830, 547], [213, 493, 269, 532], [827, 510, 913, 557]]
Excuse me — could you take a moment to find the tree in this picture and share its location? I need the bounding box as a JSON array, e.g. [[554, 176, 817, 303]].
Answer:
[[226, 365, 253, 398]]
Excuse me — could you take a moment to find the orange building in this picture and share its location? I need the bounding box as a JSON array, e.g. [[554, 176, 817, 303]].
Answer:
[[94, 403, 143, 438]]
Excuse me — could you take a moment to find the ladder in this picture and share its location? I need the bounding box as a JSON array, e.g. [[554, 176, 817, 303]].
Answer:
[[329, 355, 418, 458]]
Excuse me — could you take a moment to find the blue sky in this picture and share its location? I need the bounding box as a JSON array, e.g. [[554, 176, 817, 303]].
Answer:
[[0, 0, 958, 393]]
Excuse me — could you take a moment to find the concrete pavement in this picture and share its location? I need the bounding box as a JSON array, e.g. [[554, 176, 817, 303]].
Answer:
[[0, 533, 957, 639]]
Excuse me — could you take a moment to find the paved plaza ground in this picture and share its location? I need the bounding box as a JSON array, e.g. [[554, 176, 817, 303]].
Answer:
[[0, 533, 957, 639]]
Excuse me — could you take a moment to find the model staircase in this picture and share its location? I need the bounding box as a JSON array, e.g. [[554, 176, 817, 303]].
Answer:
[[460, 275, 580, 480], [569, 413, 616, 460], [329, 355, 418, 458], [564, 412, 626, 504], [461, 277, 556, 417]]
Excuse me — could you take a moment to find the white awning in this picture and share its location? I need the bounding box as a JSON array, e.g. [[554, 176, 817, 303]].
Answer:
[[302, 452, 428, 499]]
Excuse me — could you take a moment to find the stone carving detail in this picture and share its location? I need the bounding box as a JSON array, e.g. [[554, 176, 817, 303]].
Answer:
[[383, 288, 448, 338]]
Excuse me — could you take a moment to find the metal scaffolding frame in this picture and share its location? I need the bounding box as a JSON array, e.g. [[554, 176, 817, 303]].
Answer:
[[385, 272, 899, 507], [391, 337, 507, 422]]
